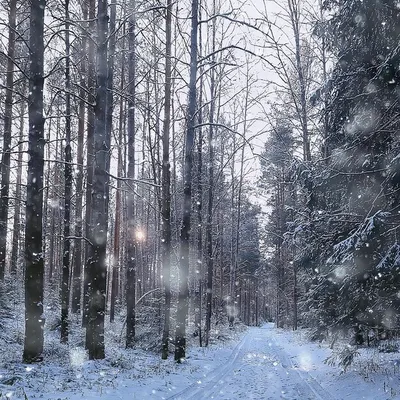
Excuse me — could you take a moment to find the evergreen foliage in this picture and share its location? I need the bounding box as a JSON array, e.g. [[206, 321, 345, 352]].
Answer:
[[260, 0, 400, 349]]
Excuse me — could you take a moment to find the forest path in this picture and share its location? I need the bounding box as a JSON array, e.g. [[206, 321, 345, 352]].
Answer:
[[169, 324, 336, 400]]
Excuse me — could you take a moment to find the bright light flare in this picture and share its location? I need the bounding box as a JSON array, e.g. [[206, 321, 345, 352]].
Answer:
[[135, 229, 145, 241]]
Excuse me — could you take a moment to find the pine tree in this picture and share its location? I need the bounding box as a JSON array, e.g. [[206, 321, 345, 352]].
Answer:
[[303, 0, 400, 340]]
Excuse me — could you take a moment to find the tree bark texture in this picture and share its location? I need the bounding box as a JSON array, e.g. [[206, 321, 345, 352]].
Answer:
[[86, 0, 109, 360], [83, 0, 96, 328], [61, 0, 72, 343], [126, 0, 137, 348], [174, 0, 198, 362], [161, 0, 173, 360], [72, 0, 88, 314], [205, 0, 216, 346], [0, 0, 18, 279], [23, 0, 46, 363], [11, 88, 26, 275], [108, 2, 118, 323]]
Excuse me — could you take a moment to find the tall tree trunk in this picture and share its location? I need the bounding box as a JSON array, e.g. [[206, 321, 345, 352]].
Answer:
[[161, 0, 173, 360], [86, 0, 109, 360], [229, 122, 237, 310], [72, 0, 88, 314], [126, 0, 137, 348], [110, 178, 121, 323], [120, 97, 128, 304], [293, 262, 298, 330], [11, 88, 26, 275], [319, 0, 329, 160], [23, 0, 46, 363], [116, 12, 126, 307], [234, 70, 250, 320], [0, 0, 18, 279], [42, 117, 51, 279], [205, 0, 216, 346], [195, 129, 203, 347], [105, 0, 116, 216], [288, 0, 310, 162], [194, 0, 204, 348], [61, 0, 72, 343], [47, 119, 55, 283], [218, 192, 224, 306], [83, 0, 96, 328], [276, 179, 285, 328], [174, 0, 198, 362], [108, 0, 118, 324]]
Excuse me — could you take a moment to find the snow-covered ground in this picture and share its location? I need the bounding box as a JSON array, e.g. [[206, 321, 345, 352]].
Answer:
[[1, 323, 400, 399]]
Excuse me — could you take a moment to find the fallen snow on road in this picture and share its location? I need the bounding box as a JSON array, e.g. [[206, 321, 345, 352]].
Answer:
[[169, 325, 334, 400], [1, 323, 400, 399]]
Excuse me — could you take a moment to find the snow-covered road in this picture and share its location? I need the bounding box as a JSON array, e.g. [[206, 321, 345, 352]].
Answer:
[[170, 324, 335, 400], [3, 322, 399, 399]]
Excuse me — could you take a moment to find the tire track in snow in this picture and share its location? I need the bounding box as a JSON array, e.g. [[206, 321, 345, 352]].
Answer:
[[268, 332, 336, 400], [167, 333, 250, 400], [168, 325, 336, 400]]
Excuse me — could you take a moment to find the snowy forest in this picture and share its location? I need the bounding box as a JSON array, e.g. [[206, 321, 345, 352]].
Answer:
[[1, 0, 400, 398]]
